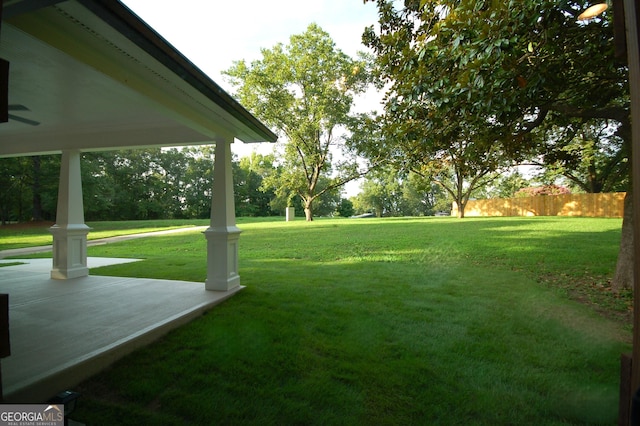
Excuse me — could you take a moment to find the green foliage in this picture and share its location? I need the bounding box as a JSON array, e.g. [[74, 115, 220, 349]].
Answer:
[[336, 198, 354, 217], [485, 169, 531, 199], [265, 173, 341, 217], [0, 156, 59, 223], [0, 148, 284, 223], [366, 0, 625, 125], [363, 0, 628, 217], [515, 184, 571, 197], [224, 24, 375, 220], [534, 119, 629, 193], [234, 153, 278, 217], [352, 169, 449, 216], [75, 149, 160, 220], [353, 167, 405, 216], [180, 147, 216, 219], [403, 172, 450, 214]]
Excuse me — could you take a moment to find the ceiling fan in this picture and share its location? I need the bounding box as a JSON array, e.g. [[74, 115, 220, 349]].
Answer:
[[2, 2, 40, 127], [1, 1, 7, 125], [1, 56, 7, 125], [7, 104, 40, 126]]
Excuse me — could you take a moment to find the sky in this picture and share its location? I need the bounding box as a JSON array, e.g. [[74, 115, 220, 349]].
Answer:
[[122, 0, 382, 195], [122, 1, 379, 90]]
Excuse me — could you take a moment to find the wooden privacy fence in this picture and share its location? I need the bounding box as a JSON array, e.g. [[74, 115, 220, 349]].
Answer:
[[452, 192, 626, 218]]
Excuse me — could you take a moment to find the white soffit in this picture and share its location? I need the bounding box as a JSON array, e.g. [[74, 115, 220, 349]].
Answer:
[[0, 0, 276, 157]]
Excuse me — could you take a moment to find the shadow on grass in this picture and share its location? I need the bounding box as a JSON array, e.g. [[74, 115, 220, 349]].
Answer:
[[240, 256, 626, 422]]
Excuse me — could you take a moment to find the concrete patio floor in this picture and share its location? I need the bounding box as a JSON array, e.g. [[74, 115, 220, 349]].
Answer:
[[0, 257, 241, 402]]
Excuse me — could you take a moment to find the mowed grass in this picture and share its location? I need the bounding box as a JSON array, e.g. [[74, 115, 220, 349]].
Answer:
[[7, 217, 631, 424]]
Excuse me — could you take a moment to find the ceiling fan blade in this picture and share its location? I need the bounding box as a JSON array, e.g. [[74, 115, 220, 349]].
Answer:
[[8, 114, 40, 126], [0, 59, 7, 123], [8, 104, 29, 111], [1, 0, 7, 124]]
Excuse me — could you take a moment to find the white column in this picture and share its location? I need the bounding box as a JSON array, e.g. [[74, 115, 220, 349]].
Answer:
[[204, 135, 241, 291], [50, 150, 90, 280], [286, 206, 295, 221]]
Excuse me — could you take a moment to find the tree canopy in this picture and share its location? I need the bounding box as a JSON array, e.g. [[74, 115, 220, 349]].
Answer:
[[224, 24, 375, 221], [352, 167, 447, 217], [362, 0, 628, 216], [531, 118, 629, 193], [365, 0, 626, 129], [0, 149, 288, 224]]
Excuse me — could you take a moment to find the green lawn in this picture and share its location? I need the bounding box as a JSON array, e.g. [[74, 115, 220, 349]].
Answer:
[[5, 217, 632, 424]]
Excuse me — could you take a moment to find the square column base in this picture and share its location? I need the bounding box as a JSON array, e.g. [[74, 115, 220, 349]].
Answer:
[[50, 224, 91, 280], [51, 265, 89, 280], [206, 274, 241, 292], [204, 227, 241, 291]]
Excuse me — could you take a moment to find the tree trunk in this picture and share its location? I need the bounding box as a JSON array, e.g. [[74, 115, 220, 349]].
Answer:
[[304, 199, 313, 221], [456, 199, 466, 218], [612, 191, 633, 291], [304, 207, 313, 221]]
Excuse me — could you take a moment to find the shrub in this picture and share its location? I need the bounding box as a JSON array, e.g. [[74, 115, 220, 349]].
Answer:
[[515, 185, 571, 197]]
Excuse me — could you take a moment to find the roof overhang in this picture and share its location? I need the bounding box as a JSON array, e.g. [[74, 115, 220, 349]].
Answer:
[[0, 0, 276, 158]]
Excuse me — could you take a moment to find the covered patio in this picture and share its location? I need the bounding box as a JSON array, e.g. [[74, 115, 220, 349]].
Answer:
[[0, 0, 276, 402], [0, 255, 242, 402]]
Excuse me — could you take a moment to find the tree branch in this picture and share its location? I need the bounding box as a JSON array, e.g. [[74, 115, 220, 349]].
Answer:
[[520, 107, 550, 134], [548, 104, 629, 123]]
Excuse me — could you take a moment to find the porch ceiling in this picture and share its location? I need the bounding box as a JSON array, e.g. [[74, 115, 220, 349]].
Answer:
[[0, 0, 276, 158]]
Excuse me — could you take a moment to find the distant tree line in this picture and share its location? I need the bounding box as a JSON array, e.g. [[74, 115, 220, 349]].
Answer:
[[350, 160, 623, 218], [0, 147, 347, 224], [2, 142, 624, 224]]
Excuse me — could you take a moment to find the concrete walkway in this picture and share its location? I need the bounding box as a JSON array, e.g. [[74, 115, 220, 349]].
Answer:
[[0, 226, 209, 258], [0, 226, 241, 402]]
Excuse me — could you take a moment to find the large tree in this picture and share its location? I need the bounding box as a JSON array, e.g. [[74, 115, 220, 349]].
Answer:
[[365, 0, 626, 131], [224, 24, 373, 221], [531, 118, 629, 193], [364, 0, 631, 285], [353, 167, 447, 217], [355, 167, 406, 217], [362, 2, 545, 217], [402, 120, 511, 218]]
